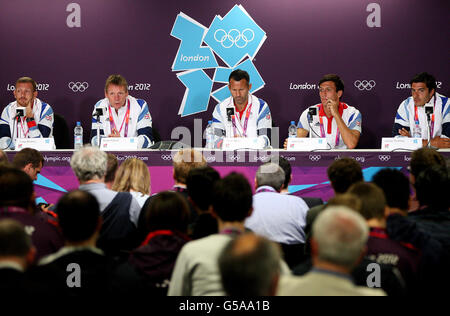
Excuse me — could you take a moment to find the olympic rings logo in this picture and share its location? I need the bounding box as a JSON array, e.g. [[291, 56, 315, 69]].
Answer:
[[214, 28, 255, 48], [68, 82, 89, 92], [378, 155, 391, 161], [160, 155, 173, 161], [354, 80, 376, 91], [227, 155, 242, 161], [309, 155, 321, 162], [206, 156, 216, 162]]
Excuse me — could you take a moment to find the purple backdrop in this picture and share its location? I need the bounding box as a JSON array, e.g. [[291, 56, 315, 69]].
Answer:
[[1, 0, 449, 148]]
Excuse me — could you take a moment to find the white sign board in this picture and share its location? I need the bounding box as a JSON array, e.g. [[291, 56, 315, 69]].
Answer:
[[381, 137, 422, 151], [286, 138, 328, 151], [222, 137, 264, 150], [15, 138, 55, 150], [100, 137, 139, 151]]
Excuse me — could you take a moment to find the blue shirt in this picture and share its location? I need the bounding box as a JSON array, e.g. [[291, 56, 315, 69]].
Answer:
[[245, 186, 309, 244]]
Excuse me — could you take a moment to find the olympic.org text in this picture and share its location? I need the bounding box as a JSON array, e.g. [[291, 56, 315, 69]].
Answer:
[[44, 155, 72, 163]]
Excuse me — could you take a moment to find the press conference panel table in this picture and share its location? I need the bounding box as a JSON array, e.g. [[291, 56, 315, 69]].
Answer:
[[5, 149, 450, 205]]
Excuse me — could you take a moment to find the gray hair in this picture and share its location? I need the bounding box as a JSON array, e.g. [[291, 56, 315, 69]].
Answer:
[[70, 146, 107, 182], [313, 206, 368, 269], [219, 233, 281, 296], [256, 162, 285, 191]]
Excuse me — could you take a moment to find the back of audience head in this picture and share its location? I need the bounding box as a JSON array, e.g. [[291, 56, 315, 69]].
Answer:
[[327, 157, 363, 194], [112, 158, 150, 196], [0, 149, 8, 165], [12, 148, 44, 181], [0, 165, 34, 212], [410, 148, 446, 183], [255, 162, 285, 192], [57, 190, 101, 245], [186, 166, 220, 212], [70, 146, 107, 183], [372, 168, 410, 214], [145, 191, 190, 234], [0, 219, 35, 268], [414, 165, 449, 210], [312, 206, 369, 270], [326, 193, 362, 214], [219, 233, 281, 296], [347, 182, 386, 221], [172, 149, 207, 184], [105, 153, 118, 189], [212, 172, 253, 223], [274, 157, 292, 191]]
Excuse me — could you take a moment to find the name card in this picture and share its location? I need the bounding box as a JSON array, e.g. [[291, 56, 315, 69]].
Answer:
[[381, 137, 422, 151], [222, 137, 264, 150], [15, 138, 55, 150], [100, 137, 139, 151], [287, 138, 328, 151]]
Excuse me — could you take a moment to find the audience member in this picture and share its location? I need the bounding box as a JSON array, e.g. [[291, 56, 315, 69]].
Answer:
[[112, 158, 151, 207], [0, 219, 36, 295], [276, 156, 323, 208], [372, 168, 410, 216], [278, 206, 385, 296], [219, 233, 281, 296], [128, 191, 190, 296], [70, 146, 141, 254], [105, 153, 118, 189], [0, 165, 63, 260], [12, 148, 44, 182], [186, 166, 220, 239], [347, 182, 420, 292], [168, 173, 254, 296], [0, 149, 8, 164], [245, 163, 309, 245], [33, 190, 143, 295]]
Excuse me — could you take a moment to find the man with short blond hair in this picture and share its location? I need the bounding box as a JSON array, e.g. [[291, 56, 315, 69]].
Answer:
[[91, 74, 154, 148], [0, 77, 54, 149]]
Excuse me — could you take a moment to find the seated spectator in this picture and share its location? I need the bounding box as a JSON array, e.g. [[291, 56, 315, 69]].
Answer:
[[276, 156, 323, 208], [112, 158, 151, 207], [245, 163, 309, 245], [128, 191, 190, 296], [168, 173, 254, 296], [348, 182, 421, 292], [0, 149, 8, 164], [70, 146, 141, 254], [33, 190, 143, 295], [278, 206, 385, 296], [138, 149, 207, 236], [304, 157, 363, 247], [186, 166, 220, 239], [0, 219, 36, 295], [0, 165, 63, 260], [105, 153, 118, 189], [12, 148, 43, 182], [219, 233, 282, 296]]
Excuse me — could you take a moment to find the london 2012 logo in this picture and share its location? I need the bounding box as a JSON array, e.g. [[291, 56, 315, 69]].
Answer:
[[170, 5, 267, 117]]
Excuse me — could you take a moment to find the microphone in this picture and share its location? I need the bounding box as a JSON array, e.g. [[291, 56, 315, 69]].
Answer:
[[93, 107, 105, 118], [226, 107, 235, 122], [307, 107, 317, 123], [425, 105, 434, 122], [15, 107, 26, 119]]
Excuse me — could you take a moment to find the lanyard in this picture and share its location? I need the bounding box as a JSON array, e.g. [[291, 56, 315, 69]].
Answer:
[[108, 99, 131, 137], [231, 100, 252, 137], [140, 230, 174, 247], [255, 186, 277, 194], [17, 117, 29, 138], [220, 227, 243, 236], [318, 104, 341, 147]]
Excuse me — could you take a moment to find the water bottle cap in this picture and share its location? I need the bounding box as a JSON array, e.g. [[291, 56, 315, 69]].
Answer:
[[208, 120, 212, 124], [76, 121, 81, 126], [290, 121, 295, 125]]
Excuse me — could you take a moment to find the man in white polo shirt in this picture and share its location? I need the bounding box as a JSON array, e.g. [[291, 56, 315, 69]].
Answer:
[[90, 74, 154, 149], [286, 74, 362, 149], [392, 72, 449, 148], [210, 69, 272, 148]]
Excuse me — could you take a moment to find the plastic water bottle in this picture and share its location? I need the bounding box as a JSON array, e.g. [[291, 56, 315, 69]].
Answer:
[[205, 120, 214, 149], [74, 121, 83, 150], [412, 126, 421, 138], [288, 121, 297, 138]]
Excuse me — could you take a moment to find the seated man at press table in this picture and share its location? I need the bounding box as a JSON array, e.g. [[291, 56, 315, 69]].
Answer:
[[90, 74, 154, 149], [0, 77, 54, 150], [285, 74, 361, 149], [392, 72, 450, 148], [210, 69, 272, 148]]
